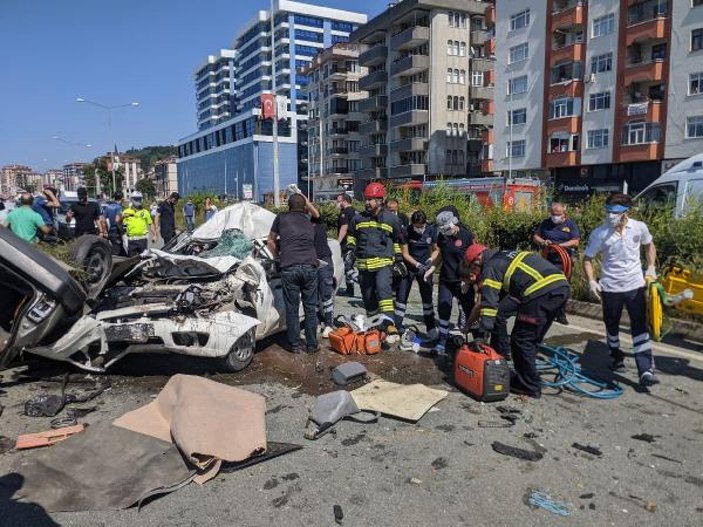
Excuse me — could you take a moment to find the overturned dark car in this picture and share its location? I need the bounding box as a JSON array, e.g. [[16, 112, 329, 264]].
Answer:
[[0, 203, 343, 373]]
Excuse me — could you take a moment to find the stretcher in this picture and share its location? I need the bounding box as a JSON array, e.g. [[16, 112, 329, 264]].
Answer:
[[647, 265, 702, 341]]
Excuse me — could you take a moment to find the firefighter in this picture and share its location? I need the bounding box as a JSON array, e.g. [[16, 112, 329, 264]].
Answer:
[[345, 182, 404, 340], [465, 244, 570, 398], [396, 210, 439, 339], [430, 210, 476, 357]]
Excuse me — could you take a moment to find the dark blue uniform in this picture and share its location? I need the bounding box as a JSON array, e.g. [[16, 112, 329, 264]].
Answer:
[[535, 218, 580, 267], [395, 225, 438, 333]]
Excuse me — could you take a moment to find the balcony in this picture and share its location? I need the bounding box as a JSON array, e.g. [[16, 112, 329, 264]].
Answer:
[[390, 54, 430, 76], [551, 42, 585, 65], [359, 70, 387, 91], [328, 167, 350, 176], [472, 86, 494, 100], [359, 95, 388, 113], [359, 44, 388, 67], [390, 26, 430, 51], [551, 1, 586, 31], [327, 147, 349, 156], [623, 58, 665, 86], [485, 4, 495, 25], [393, 137, 425, 152], [546, 150, 579, 168], [470, 111, 493, 126], [360, 119, 387, 135], [328, 127, 348, 137], [623, 100, 664, 123], [472, 57, 493, 72], [625, 17, 668, 47], [390, 110, 429, 128], [359, 143, 388, 157], [471, 29, 491, 45], [550, 61, 584, 85], [389, 82, 429, 102], [329, 66, 348, 80], [389, 163, 426, 178], [547, 116, 581, 136]]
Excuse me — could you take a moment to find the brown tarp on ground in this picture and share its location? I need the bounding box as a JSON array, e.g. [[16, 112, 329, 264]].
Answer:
[[351, 380, 448, 422], [113, 374, 267, 482], [14, 421, 195, 512]]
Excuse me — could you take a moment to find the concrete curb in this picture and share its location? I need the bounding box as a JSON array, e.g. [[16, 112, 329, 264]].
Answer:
[[566, 299, 703, 342]]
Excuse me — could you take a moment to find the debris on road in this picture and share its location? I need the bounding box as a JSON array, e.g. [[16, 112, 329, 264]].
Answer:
[[528, 490, 572, 517], [333, 504, 344, 525], [651, 453, 683, 464], [305, 390, 378, 440], [631, 433, 658, 443], [15, 424, 86, 450], [491, 441, 544, 462], [23, 377, 109, 417], [572, 443, 603, 457], [331, 362, 368, 386]]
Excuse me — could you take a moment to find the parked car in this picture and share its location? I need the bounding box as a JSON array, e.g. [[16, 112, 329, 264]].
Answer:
[[0, 202, 343, 374], [636, 153, 703, 217], [56, 191, 100, 240]]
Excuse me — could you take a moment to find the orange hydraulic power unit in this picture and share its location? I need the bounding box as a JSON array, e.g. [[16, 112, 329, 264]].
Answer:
[[454, 342, 510, 402]]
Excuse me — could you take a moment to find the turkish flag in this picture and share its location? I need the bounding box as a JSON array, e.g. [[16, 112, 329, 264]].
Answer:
[[261, 94, 275, 119]]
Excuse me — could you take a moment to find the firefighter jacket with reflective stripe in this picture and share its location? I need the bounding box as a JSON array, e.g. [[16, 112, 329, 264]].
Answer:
[[478, 250, 569, 331], [347, 209, 403, 271]]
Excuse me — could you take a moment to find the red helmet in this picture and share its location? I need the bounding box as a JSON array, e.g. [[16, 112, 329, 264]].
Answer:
[[364, 182, 386, 199], [464, 243, 487, 265]]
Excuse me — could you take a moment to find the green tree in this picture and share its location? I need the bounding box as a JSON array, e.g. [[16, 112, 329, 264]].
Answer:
[[125, 145, 177, 173], [136, 177, 156, 198]]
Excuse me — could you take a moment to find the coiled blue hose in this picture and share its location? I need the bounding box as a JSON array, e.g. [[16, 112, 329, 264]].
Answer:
[[536, 344, 623, 399]]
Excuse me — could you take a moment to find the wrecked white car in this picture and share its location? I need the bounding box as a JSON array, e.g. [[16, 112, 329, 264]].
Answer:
[[0, 202, 343, 373]]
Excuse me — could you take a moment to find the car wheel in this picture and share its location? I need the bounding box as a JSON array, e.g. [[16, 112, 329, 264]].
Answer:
[[69, 235, 113, 300], [219, 328, 255, 372]]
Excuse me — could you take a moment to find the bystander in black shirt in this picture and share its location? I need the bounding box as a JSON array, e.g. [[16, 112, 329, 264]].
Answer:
[[158, 201, 176, 237], [406, 224, 438, 264], [313, 221, 332, 259], [271, 212, 318, 269], [70, 201, 101, 237], [437, 225, 474, 283]]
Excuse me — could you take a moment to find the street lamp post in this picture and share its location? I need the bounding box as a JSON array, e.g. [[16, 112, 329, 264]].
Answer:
[[75, 97, 139, 196]]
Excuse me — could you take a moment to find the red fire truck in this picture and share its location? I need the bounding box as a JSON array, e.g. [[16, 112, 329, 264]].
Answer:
[[398, 177, 543, 212]]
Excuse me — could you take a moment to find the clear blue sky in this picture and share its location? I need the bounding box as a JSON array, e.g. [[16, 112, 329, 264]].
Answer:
[[0, 0, 382, 172]]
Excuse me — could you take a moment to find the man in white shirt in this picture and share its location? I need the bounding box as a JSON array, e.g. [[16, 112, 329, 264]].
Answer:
[[583, 193, 659, 388]]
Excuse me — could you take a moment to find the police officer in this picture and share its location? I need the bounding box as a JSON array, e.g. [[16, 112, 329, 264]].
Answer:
[[465, 244, 570, 398], [122, 191, 155, 256], [396, 210, 438, 339], [583, 193, 658, 388], [346, 183, 403, 339], [430, 210, 476, 357]]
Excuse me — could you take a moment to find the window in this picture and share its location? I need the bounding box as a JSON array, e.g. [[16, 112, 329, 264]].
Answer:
[[451, 41, 458, 56], [507, 139, 526, 157], [622, 121, 661, 144], [447, 40, 454, 55], [460, 42, 466, 57], [588, 91, 611, 111], [508, 75, 528, 95], [508, 108, 527, 126], [459, 69, 466, 84], [587, 129, 609, 148], [472, 70, 484, 87], [455, 13, 461, 28], [549, 96, 579, 118], [459, 96, 465, 110], [687, 116, 703, 138], [453, 69, 459, 83], [453, 96, 459, 110], [447, 68, 453, 83], [453, 123, 459, 136], [591, 53, 613, 74], [509, 43, 529, 64], [651, 43, 667, 61], [510, 10, 530, 31], [692, 28, 703, 51], [447, 96, 453, 110], [638, 183, 678, 209], [448, 11, 454, 27], [447, 122, 452, 135], [690, 72, 703, 95], [592, 14, 615, 37]]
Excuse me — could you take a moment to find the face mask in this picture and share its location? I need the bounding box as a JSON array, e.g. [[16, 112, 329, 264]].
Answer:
[[606, 212, 623, 226], [551, 215, 565, 224], [439, 225, 455, 236], [413, 226, 426, 235]]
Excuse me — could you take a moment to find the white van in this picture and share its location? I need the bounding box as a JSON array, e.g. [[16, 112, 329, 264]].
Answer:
[[636, 153, 703, 217]]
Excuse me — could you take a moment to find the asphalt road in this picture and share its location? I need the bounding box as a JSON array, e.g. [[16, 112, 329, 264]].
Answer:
[[1, 288, 702, 526]]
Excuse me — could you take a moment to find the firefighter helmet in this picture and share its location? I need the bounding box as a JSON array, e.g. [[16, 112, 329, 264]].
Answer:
[[363, 182, 386, 199]]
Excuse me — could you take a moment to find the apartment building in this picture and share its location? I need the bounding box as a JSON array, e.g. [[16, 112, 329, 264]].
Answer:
[[303, 43, 367, 198], [99, 153, 141, 193], [154, 157, 178, 197], [351, 0, 495, 188], [177, 1, 366, 202], [195, 50, 237, 131], [62, 162, 91, 191], [1, 164, 41, 193], [493, 0, 703, 198]]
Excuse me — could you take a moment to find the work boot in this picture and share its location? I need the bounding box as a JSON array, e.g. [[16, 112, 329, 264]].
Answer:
[[610, 352, 626, 373], [426, 327, 439, 342], [339, 287, 355, 297], [306, 345, 321, 354], [556, 312, 569, 325], [287, 345, 304, 354], [639, 370, 660, 387]]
